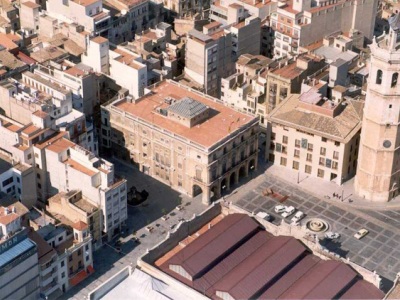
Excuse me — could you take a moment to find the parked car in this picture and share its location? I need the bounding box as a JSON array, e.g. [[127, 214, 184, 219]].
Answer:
[[256, 211, 272, 221], [176, 205, 184, 211], [282, 206, 295, 218], [274, 205, 287, 213], [354, 228, 369, 239], [325, 232, 340, 239], [291, 211, 304, 223]]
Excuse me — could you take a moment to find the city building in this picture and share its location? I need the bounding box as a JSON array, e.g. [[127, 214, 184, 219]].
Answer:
[[0, 201, 40, 300], [33, 133, 127, 240], [101, 80, 259, 204], [0, 150, 36, 208], [209, 0, 277, 26], [33, 62, 99, 118], [0, 48, 29, 80], [271, 0, 377, 58], [264, 54, 326, 113], [82, 36, 110, 74], [36, 222, 94, 293], [47, 190, 102, 248], [267, 82, 363, 185], [184, 23, 234, 97], [355, 14, 400, 201], [138, 210, 384, 300], [28, 229, 61, 299], [162, 0, 207, 18], [46, 0, 149, 44], [221, 54, 272, 122], [109, 46, 147, 99], [0, 73, 97, 153]]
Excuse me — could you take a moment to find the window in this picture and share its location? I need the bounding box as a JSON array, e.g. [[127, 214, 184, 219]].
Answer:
[[58, 236, 63, 242], [86, 255, 89, 262], [27, 153, 32, 160], [294, 149, 300, 158], [78, 249, 82, 256], [282, 145, 287, 154], [2, 177, 13, 187], [317, 169, 324, 178], [61, 261, 65, 267], [62, 272, 65, 278], [392, 72, 398, 87], [292, 161, 299, 170], [271, 133, 276, 140], [321, 137, 327, 142], [306, 153, 312, 162], [69, 255, 72, 262], [295, 139, 300, 148], [320, 147, 326, 156], [319, 157, 325, 166], [37, 173, 41, 179], [305, 165, 312, 174], [282, 136, 288, 144], [280, 157, 287, 166], [307, 143, 313, 151], [334, 141, 340, 146], [69, 267, 73, 275], [376, 70, 382, 85], [333, 151, 339, 160], [332, 161, 338, 170]]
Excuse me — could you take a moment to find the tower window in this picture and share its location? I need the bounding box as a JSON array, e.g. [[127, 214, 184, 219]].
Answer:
[[392, 73, 398, 87], [376, 69, 383, 85], [389, 104, 392, 108]]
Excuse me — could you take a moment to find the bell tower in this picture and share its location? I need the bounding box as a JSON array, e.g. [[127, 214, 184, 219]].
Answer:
[[355, 14, 400, 201]]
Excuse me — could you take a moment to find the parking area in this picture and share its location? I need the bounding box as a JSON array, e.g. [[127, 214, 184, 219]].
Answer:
[[230, 174, 400, 285]]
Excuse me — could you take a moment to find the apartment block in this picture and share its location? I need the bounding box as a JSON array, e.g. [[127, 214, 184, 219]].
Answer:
[[229, 16, 261, 59], [0, 73, 96, 153], [0, 150, 36, 208], [101, 80, 259, 204], [46, 0, 149, 44], [267, 88, 362, 185], [47, 190, 102, 247], [265, 55, 326, 113], [33, 134, 127, 240], [221, 54, 272, 123], [0, 201, 40, 300], [34, 62, 99, 118], [82, 36, 110, 74], [184, 23, 234, 97], [271, 0, 377, 58], [210, 0, 277, 25], [35, 222, 94, 293], [109, 46, 147, 99]]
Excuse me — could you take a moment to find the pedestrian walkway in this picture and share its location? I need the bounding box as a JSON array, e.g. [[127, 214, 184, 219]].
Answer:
[[263, 164, 400, 211]]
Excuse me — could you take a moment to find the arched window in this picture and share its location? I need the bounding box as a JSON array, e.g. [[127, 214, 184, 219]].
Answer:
[[392, 72, 398, 87], [376, 70, 383, 85]]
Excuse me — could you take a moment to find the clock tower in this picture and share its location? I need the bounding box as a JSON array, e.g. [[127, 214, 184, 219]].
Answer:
[[355, 14, 400, 201]]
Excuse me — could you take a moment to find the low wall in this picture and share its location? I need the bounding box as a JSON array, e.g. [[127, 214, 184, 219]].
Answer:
[[140, 202, 222, 265], [88, 266, 131, 300]]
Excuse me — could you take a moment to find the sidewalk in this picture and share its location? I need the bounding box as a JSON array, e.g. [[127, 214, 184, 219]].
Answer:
[[264, 164, 400, 211]]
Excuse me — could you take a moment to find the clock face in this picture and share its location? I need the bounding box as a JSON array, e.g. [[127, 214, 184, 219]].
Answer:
[[383, 140, 392, 148]]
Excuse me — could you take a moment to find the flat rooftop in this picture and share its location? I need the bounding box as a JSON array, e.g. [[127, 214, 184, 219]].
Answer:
[[111, 80, 257, 148]]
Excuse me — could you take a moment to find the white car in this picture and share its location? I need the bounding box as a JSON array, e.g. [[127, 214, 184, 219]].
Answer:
[[274, 205, 287, 213], [291, 211, 304, 223], [354, 228, 369, 239], [325, 232, 340, 239], [282, 206, 295, 218], [256, 211, 272, 221]]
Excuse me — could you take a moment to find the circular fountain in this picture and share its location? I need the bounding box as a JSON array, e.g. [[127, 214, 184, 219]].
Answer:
[[306, 218, 329, 232]]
